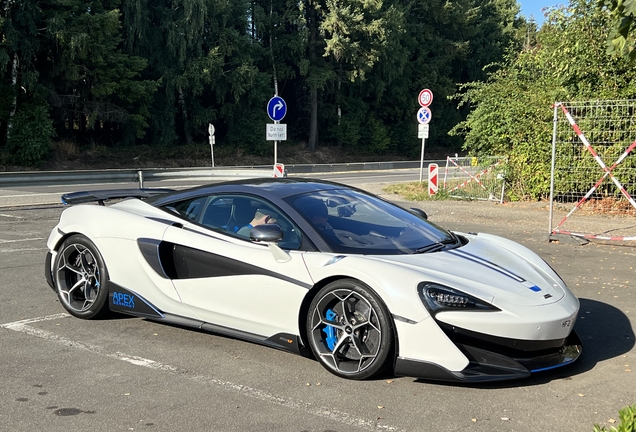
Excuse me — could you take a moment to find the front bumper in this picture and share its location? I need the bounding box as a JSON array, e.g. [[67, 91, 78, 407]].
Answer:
[[394, 330, 582, 382]]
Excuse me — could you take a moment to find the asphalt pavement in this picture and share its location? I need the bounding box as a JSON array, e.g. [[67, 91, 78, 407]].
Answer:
[[0, 179, 634, 432]]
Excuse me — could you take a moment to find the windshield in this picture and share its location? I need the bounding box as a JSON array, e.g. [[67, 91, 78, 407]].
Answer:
[[286, 189, 457, 254]]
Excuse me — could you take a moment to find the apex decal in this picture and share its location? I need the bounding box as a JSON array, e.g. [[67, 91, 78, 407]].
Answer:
[[112, 292, 135, 309]]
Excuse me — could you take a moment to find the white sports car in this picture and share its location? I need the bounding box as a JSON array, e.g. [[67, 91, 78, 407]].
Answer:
[[44, 178, 582, 382]]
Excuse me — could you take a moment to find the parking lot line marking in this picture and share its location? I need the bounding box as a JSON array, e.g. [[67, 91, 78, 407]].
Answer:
[[0, 193, 61, 198], [1, 247, 48, 253], [0, 213, 23, 219], [0, 237, 45, 243], [1, 314, 403, 432], [1, 313, 70, 328]]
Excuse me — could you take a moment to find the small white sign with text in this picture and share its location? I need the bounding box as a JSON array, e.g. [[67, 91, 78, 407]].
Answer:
[[266, 124, 287, 141], [418, 123, 429, 138]]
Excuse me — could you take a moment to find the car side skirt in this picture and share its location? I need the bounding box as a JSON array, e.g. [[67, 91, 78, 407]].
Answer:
[[107, 282, 302, 355]]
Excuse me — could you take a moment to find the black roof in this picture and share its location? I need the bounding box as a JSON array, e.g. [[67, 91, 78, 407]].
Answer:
[[145, 177, 351, 207]]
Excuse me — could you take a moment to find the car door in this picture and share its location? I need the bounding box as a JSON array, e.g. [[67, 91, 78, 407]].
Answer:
[[161, 194, 313, 339]]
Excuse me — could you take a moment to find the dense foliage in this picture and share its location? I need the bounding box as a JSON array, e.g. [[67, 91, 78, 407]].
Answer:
[[451, 0, 636, 200], [0, 0, 526, 166], [3, 0, 636, 204], [599, 0, 636, 59]]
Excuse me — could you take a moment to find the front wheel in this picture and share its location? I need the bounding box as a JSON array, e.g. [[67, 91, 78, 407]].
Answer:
[[54, 234, 110, 319], [306, 279, 394, 380]]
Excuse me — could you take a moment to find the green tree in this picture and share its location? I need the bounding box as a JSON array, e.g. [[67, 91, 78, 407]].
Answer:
[[599, 0, 636, 59], [44, 1, 158, 144], [249, 0, 406, 153], [122, 0, 264, 148], [333, 0, 522, 158], [451, 0, 636, 199], [0, 0, 540, 166], [1, 0, 158, 160], [0, 0, 44, 145], [296, 0, 404, 151]]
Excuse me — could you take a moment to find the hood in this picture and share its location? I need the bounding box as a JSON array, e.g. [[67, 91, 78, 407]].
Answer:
[[370, 234, 565, 307]]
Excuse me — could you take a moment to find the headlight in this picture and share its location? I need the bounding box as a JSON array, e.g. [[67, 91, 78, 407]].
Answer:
[[418, 282, 500, 314]]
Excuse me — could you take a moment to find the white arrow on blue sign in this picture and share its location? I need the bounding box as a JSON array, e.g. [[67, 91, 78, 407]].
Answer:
[[267, 96, 287, 121], [417, 106, 432, 125]]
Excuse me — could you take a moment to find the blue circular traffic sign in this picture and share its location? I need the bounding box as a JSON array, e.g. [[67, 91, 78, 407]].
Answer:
[[267, 96, 287, 121], [417, 106, 432, 124]]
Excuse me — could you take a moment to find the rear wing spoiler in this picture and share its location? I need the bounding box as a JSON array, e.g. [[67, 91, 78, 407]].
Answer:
[[61, 188, 175, 206]]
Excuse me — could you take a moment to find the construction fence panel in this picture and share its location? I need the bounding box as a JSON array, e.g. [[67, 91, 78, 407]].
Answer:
[[549, 100, 636, 241], [443, 156, 507, 202]]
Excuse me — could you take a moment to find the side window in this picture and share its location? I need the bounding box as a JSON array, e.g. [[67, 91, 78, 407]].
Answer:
[[205, 195, 303, 250], [169, 196, 208, 222], [165, 194, 304, 250]]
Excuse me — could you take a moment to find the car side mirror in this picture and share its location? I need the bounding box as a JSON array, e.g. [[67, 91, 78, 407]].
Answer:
[[250, 224, 284, 243], [409, 207, 428, 220], [250, 224, 291, 263]]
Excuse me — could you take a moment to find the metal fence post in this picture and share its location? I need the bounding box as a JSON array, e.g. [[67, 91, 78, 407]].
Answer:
[[548, 103, 558, 241]]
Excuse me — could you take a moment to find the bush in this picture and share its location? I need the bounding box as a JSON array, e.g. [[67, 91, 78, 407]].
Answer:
[[7, 103, 55, 167]]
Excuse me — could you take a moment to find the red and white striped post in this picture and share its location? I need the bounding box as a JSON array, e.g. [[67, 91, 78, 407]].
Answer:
[[273, 163, 285, 178], [428, 163, 438, 195]]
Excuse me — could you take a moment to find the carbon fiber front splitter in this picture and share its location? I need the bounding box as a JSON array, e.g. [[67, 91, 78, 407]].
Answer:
[[394, 331, 582, 383]]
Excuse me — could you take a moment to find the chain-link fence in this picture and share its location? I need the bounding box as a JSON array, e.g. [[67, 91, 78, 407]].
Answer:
[[442, 156, 507, 202], [549, 100, 636, 241]]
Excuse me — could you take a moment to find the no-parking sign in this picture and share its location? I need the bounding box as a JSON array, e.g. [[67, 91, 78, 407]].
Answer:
[[417, 107, 432, 124]]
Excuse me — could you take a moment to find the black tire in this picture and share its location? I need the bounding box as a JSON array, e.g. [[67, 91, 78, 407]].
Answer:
[[53, 234, 110, 319], [306, 279, 394, 380]]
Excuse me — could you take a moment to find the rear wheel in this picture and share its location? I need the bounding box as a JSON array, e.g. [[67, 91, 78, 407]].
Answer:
[[306, 279, 394, 380], [54, 234, 110, 319]]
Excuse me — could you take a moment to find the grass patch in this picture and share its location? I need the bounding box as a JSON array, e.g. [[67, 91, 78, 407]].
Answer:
[[383, 182, 453, 201], [594, 404, 636, 432], [384, 179, 505, 202]]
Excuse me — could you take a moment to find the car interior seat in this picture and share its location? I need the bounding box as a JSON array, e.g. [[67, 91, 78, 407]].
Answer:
[[201, 200, 232, 229], [227, 198, 255, 233]]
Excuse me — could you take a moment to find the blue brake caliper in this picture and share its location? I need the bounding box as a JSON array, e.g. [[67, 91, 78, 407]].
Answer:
[[322, 309, 338, 351]]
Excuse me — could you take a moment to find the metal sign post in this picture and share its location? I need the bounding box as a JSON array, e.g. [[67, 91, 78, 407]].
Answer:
[[418, 124, 430, 182], [416, 89, 433, 183], [419, 137, 426, 183], [267, 96, 287, 176], [416, 106, 432, 183], [208, 123, 215, 168], [274, 120, 278, 168]]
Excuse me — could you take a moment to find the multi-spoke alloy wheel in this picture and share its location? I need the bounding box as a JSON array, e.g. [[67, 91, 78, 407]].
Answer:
[[54, 235, 110, 319], [307, 279, 393, 380]]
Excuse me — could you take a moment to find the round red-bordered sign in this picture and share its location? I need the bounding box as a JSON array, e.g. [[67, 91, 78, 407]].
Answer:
[[418, 89, 433, 107], [417, 106, 432, 124]]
